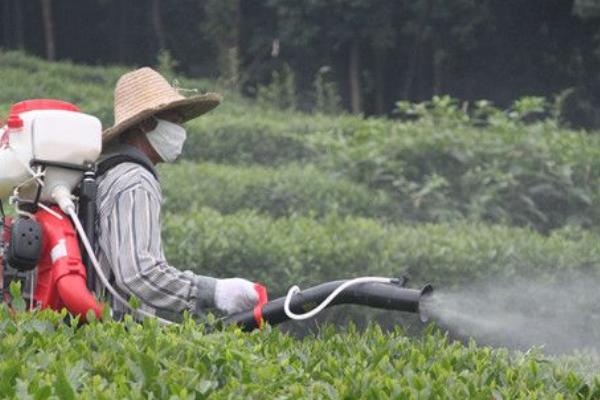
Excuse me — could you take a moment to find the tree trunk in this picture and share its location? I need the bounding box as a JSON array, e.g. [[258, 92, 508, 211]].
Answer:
[[117, 2, 128, 62], [151, 0, 166, 50], [221, 0, 241, 90], [374, 46, 386, 114], [349, 40, 362, 114], [2, 0, 10, 48], [40, 0, 55, 60], [403, 0, 433, 99], [232, 0, 241, 87], [432, 48, 445, 95], [14, 0, 24, 49]]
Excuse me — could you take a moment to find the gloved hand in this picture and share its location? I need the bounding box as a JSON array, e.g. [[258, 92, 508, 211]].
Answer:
[[214, 278, 259, 315]]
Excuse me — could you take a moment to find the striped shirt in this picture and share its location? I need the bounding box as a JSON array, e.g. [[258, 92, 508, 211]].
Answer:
[[94, 144, 216, 317]]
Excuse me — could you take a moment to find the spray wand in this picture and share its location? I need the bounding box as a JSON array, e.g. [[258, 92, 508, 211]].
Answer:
[[226, 277, 434, 331]]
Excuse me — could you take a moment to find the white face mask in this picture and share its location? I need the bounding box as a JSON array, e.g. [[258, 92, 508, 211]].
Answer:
[[145, 118, 187, 163]]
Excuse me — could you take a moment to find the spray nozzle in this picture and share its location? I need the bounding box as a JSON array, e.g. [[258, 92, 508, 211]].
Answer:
[[418, 284, 435, 323]]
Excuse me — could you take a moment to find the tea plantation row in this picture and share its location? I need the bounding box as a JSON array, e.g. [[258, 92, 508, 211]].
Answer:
[[163, 208, 600, 294], [160, 161, 393, 219], [182, 114, 600, 232], [0, 306, 597, 399]]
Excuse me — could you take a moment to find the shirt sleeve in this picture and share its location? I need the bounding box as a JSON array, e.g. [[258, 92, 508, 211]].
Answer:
[[108, 184, 216, 313]]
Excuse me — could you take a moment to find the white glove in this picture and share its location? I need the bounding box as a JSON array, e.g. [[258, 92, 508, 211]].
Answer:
[[214, 278, 259, 315]]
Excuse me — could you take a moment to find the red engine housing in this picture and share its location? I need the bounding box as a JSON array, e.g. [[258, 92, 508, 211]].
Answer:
[[33, 206, 103, 320], [0, 207, 104, 320]]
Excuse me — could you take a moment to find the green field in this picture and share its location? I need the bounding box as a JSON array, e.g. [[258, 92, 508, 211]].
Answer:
[[2, 50, 600, 398]]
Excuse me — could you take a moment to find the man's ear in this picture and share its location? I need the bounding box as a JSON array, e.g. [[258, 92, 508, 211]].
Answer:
[[139, 117, 158, 133]]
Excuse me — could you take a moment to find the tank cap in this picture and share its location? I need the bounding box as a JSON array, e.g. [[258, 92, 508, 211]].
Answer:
[[10, 99, 80, 115], [7, 115, 23, 129]]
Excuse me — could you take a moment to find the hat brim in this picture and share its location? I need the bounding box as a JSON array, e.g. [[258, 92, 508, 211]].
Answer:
[[102, 92, 221, 143]]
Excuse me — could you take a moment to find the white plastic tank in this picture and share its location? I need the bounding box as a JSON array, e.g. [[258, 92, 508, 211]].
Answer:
[[0, 99, 102, 203]]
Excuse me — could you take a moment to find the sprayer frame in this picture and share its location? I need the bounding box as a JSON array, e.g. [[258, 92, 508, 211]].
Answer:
[[27, 158, 98, 292]]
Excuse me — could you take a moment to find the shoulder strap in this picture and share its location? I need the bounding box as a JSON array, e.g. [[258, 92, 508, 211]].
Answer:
[[95, 145, 158, 180], [96, 154, 158, 180]]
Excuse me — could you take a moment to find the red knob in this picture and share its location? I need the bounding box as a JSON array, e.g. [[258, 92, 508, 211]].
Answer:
[[253, 283, 269, 329], [7, 115, 23, 129], [254, 283, 268, 306]]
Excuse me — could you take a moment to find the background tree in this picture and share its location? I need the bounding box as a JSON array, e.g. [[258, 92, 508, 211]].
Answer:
[[573, 0, 600, 18], [266, 0, 400, 114], [0, 0, 599, 125], [201, 0, 242, 90]]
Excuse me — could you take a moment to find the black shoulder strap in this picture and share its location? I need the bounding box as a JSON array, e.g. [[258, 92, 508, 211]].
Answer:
[[95, 145, 158, 180]]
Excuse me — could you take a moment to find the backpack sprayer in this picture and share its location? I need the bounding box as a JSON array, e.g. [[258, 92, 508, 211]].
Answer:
[[0, 99, 434, 329], [0, 99, 171, 323], [0, 100, 99, 315]]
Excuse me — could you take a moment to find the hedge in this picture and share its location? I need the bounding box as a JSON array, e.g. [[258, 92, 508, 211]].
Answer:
[[183, 108, 600, 232], [311, 118, 600, 232], [163, 208, 600, 295], [0, 307, 597, 399], [182, 117, 316, 165], [182, 101, 363, 165], [160, 161, 394, 219]]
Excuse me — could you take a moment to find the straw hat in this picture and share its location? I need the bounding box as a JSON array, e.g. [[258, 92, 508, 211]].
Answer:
[[102, 67, 221, 143]]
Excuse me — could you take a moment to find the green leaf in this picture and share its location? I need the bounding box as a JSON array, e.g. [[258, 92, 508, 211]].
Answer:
[[86, 309, 97, 323], [53, 368, 75, 400], [15, 379, 33, 400], [9, 281, 26, 312], [128, 296, 141, 310]]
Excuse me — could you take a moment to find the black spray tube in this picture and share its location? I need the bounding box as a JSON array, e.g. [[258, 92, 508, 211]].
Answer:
[[224, 280, 434, 331]]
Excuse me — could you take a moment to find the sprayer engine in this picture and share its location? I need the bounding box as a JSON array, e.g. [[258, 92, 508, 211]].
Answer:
[[0, 99, 104, 320]]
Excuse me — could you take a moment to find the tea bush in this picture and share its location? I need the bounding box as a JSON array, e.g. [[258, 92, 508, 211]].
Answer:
[[0, 306, 597, 399], [182, 117, 314, 165], [160, 161, 394, 218], [182, 109, 365, 166], [184, 94, 600, 232], [163, 208, 600, 294], [311, 118, 600, 231]]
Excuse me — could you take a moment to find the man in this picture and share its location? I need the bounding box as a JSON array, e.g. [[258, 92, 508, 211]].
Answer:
[[96, 67, 258, 318]]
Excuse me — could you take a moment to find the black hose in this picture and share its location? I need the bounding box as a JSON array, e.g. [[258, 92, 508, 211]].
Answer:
[[224, 279, 434, 331], [78, 169, 97, 292]]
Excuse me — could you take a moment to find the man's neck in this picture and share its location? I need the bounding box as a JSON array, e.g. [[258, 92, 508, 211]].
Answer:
[[125, 133, 161, 165]]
